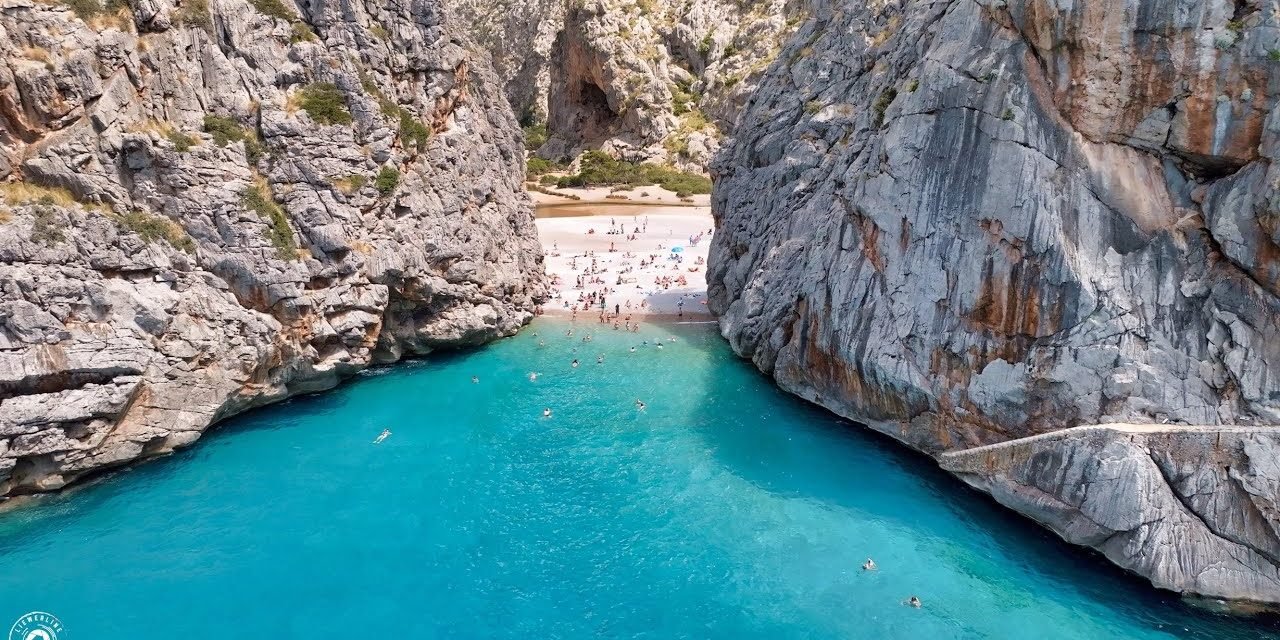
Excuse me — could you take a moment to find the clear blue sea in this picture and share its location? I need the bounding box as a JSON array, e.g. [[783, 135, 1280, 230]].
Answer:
[[0, 319, 1276, 639]]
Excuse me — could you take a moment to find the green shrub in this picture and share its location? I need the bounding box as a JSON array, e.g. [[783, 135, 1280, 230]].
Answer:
[[332, 174, 367, 194], [872, 88, 897, 127], [554, 151, 711, 195], [290, 22, 317, 42], [119, 210, 196, 252], [375, 166, 399, 195], [242, 180, 297, 259], [399, 110, 431, 153], [1270, 49, 1280, 62], [298, 82, 352, 126], [905, 78, 919, 92], [31, 205, 64, 245], [61, 0, 125, 20], [203, 114, 266, 163], [523, 124, 548, 150], [526, 157, 564, 177], [176, 0, 213, 32], [248, 0, 294, 21], [804, 100, 822, 115], [166, 128, 197, 152], [370, 24, 389, 40], [698, 33, 714, 57]]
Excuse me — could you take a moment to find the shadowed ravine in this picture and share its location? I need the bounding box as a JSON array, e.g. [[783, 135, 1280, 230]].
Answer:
[[0, 319, 1276, 639]]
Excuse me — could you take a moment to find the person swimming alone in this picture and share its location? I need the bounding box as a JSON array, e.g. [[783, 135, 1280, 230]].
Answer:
[[629, 346, 636, 353], [529, 372, 539, 381], [471, 375, 479, 384], [906, 596, 921, 608], [571, 359, 580, 368], [543, 408, 552, 418], [373, 429, 391, 444], [862, 558, 877, 571], [635, 399, 646, 410], [597, 355, 604, 364]]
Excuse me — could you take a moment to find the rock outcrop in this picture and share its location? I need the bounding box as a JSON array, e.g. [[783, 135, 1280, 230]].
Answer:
[[448, 0, 804, 170], [942, 425, 1280, 605], [0, 0, 546, 497], [708, 0, 1280, 604]]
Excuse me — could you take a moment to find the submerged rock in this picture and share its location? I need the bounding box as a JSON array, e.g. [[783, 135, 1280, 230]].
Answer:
[[709, 0, 1280, 604], [0, 0, 546, 496]]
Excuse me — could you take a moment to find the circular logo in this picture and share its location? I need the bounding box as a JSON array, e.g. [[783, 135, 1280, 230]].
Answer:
[[8, 612, 63, 640]]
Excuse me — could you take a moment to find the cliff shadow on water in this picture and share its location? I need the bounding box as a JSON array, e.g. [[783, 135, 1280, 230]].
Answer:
[[676, 325, 1280, 638]]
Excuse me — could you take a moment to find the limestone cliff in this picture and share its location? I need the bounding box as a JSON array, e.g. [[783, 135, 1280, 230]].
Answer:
[[448, 0, 804, 170], [0, 0, 546, 496], [709, 0, 1280, 604]]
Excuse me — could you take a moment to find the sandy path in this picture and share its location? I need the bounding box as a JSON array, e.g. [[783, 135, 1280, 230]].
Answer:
[[534, 193, 715, 319]]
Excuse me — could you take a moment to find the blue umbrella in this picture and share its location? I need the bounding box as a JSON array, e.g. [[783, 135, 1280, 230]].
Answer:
[[670, 246, 684, 253]]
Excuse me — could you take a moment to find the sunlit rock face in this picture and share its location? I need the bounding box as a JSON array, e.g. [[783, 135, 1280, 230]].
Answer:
[[0, 0, 545, 497], [709, 0, 1280, 604]]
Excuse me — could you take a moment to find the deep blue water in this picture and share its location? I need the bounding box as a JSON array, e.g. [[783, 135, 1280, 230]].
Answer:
[[0, 319, 1277, 639]]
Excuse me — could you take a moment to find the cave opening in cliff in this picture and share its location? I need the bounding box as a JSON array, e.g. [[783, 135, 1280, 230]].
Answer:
[[573, 79, 617, 143]]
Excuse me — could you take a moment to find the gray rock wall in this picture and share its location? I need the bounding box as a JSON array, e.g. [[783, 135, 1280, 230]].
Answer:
[[942, 425, 1280, 604], [708, 0, 1280, 603], [0, 0, 546, 496], [447, 0, 805, 170]]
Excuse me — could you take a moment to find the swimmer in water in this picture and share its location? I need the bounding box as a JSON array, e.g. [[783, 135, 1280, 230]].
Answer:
[[862, 558, 877, 571], [566, 329, 574, 337], [906, 596, 921, 608], [543, 408, 552, 418], [538, 340, 546, 347], [656, 343, 664, 350], [471, 375, 479, 383], [597, 355, 604, 364], [629, 346, 636, 353], [529, 372, 539, 381], [635, 399, 646, 410], [571, 359, 580, 368], [373, 429, 391, 444]]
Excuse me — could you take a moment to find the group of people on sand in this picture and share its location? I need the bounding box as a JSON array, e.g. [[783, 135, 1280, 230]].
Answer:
[[545, 211, 713, 317], [861, 557, 923, 608]]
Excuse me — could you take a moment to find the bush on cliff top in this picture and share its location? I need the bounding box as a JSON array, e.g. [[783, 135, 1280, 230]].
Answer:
[[555, 151, 711, 197]]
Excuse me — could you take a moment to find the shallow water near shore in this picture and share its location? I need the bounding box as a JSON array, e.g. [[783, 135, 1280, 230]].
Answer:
[[0, 319, 1276, 639]]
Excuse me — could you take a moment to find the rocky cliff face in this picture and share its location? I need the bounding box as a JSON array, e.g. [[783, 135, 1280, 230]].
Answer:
[[448, 0, 803, 170], [0, 0, 545, 497], [709, 0, 1280, 604]]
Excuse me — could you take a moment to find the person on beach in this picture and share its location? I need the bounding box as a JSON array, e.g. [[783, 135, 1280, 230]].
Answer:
[[862, 558, 877, 571], [374, 429, 391, 444]]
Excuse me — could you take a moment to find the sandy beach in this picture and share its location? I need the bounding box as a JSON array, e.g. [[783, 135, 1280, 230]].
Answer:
[[533, 186, 715, 319]]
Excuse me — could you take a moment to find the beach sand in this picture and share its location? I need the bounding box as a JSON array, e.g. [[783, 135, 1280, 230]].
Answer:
[[533, 186, 715, 319]]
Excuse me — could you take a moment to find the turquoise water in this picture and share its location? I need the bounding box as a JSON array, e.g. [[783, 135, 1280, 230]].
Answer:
[[0, 319, 1276, 639]]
